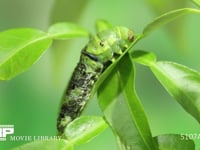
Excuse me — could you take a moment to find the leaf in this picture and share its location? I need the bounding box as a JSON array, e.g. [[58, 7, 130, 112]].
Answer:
[[98, 54, 156, 150], [154, 134, 195, 150], [192, 0, 200, 8], [48, 22, 89, 40], [131, 50, 200, 124], [150, 61, 200, 123], [63, 116, 107, 145], [146, 0, 187, 14], [95, 19, 113, 32], [0, 28, 52, 80], [144, 0, 189, 52], [130, 50, 156, 66], [143, 8, 200, 36], [12, 140, 73, 150], [91, 35, 142, 99]]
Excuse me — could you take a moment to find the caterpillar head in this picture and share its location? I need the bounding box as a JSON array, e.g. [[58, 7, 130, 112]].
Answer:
[[84, 27, 134, 64]]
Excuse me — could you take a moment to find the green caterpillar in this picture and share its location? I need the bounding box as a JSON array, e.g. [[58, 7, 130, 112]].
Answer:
[[57, 26, 134, 134]]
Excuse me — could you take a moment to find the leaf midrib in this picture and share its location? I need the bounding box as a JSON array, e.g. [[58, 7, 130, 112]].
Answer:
[[151, 62, 200, 122], [116, 70, 154, 150], [0, 33, 50, 67]]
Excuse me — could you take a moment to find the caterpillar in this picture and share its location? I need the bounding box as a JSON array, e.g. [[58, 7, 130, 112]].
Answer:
[[57, 26, 134, 134]]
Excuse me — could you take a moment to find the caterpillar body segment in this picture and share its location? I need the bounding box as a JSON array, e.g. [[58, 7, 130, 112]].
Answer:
[[57, 27, 134, 134]]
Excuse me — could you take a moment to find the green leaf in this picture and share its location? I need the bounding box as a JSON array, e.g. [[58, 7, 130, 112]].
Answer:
[[48, 22, 89, 40], [145, 0, 187, 14], [154, 134, 195, 150], [91, 35, 141, 99], [150, 61, 200, 123], [192, 0, 200, 8], [98, 54, 156, 150], [95, 19, 113, 32], [0, 28, 52, 80], [130, 50, 156, 66], [12, 140, 73, 150], [145, 0, 188, 52], [63, 116, 107, 145], [143, 8, 200, 36]]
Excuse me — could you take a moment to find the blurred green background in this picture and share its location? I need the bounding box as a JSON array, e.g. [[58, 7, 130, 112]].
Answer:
[[0, 0, 200, 149]]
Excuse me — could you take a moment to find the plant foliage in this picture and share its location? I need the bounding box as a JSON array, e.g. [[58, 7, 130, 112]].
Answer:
[[0, 4, 200, 150]]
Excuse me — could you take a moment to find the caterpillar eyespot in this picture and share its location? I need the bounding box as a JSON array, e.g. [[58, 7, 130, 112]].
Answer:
[[99, 41, 105, 47], [57, 26, 134, 134]]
